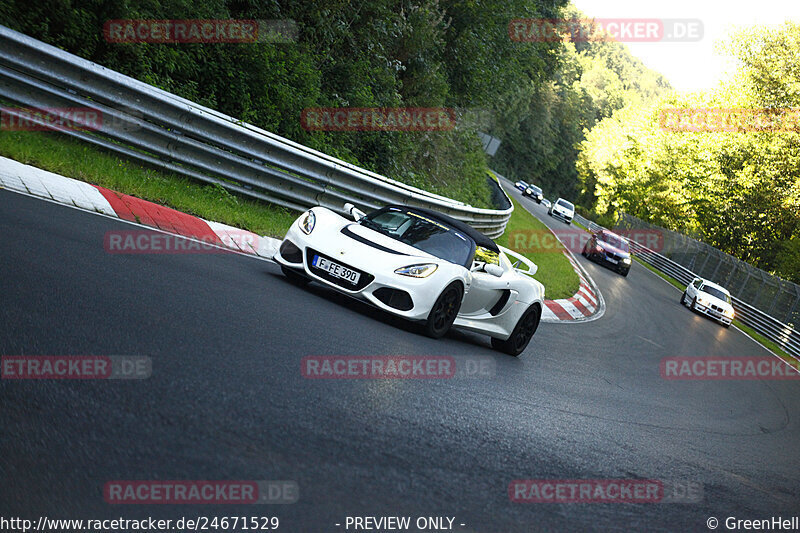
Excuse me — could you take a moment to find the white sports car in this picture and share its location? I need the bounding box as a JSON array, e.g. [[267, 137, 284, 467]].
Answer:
[[274, 203, 545, 355], [681, 277, 735, 328]]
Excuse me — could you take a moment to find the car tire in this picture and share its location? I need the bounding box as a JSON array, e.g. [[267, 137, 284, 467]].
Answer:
[[491, 304, 542, 356], [723, 322, 731, 329], [691, 296, 698, 312], [581, 245, 588, 258], [281, 266, 310, 287], [620, 268, 629, 277], [681, 291, 687, 305], [423, 282, 463, 339]]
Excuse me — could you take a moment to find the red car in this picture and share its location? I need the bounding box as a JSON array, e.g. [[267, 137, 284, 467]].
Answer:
[[581, 230, 632, 277]]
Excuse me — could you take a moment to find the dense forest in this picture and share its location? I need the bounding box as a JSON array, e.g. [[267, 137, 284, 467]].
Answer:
[[0, 1, 795, 281], [0, 0, 667, 206]]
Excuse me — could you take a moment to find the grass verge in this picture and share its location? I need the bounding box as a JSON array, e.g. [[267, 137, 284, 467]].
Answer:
[[0, 130, 299, 237], [572, 219, 589, 232], [491, 179, 580, 300], [633, 257, 797, 364], [0, 131, 579, 300]]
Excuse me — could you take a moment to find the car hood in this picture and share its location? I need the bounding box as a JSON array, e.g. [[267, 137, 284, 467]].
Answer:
[[343, 222, 435, 258], [597, 241, 630, 258]]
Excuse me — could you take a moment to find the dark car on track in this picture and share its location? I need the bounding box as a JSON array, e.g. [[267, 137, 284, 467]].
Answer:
[[582, 229, 632, 276], [523, 184, 544, 203]]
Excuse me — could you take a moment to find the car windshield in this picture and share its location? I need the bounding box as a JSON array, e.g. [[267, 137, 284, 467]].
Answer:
[[360, 208, 474, 266], [701, 285, 731, 303], [557, 199, 574, 210], [530, 186, 542, 194], [598, 232, 629, 251]]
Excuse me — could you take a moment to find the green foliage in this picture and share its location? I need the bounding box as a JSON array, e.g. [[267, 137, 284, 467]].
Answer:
[[0, 0, 674, 218], [0, 0, 521, 208], [577, 22, 800, 283], [490, 5, 671, 201]]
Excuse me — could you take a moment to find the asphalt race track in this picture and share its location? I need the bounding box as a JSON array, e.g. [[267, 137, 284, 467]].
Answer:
[[2, 188, 799, 532]]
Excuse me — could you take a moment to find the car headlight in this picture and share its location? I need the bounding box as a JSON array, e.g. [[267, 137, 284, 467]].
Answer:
[[724, 309, 735, 318], [697, 298, 708, 306], [622, 257, 631, 264], [394, 264, 438, 278], [299, 210, 316, 234]]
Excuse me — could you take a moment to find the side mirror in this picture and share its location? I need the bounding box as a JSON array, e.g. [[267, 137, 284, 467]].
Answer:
[[343, 202, 366, 221], [484, 264, 504, 278]]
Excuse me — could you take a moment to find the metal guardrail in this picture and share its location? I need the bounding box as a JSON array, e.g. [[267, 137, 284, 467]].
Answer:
[[573, 213, 603, 233], [578, 213, 800, 360], [0, 25, 512, 238], [616, 212, 800, 326]]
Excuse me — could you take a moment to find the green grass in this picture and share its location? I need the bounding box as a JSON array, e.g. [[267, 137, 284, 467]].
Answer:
[[0, 130, 579, 300], [0, 130, 299, 237], [493, 187, 580, 300], [633, 257, 797, 363], [572, 219, 589, 232]]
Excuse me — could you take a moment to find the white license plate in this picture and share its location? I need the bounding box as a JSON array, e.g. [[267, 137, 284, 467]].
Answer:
[[607, 257, 619, 265], [313, 255, 360, 284]]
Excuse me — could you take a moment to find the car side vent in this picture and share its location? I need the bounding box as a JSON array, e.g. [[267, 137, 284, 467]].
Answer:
[[373, 288, 414, 311], [279, 240, 303, 263], [489, 290, 511, 316]]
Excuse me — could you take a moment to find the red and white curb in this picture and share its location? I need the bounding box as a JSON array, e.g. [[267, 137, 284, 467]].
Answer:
[[0, 156, 281, 258], [2, 155, 605, 324], [541, 251, 604, 322]]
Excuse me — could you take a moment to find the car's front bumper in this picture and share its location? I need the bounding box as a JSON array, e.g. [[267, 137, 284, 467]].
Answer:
[[274, 223, 459, 322], [693, 302, 733, 325], [592, 252, 630, 271], [550, 210, 573, 223]]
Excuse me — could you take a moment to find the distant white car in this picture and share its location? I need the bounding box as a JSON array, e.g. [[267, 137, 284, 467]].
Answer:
[[548, 198, 575, 224], [541, 198, 552, 209], [514, 180, 529, 192], [274, 203, 546, 355], [681, 277, 734, 328]]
